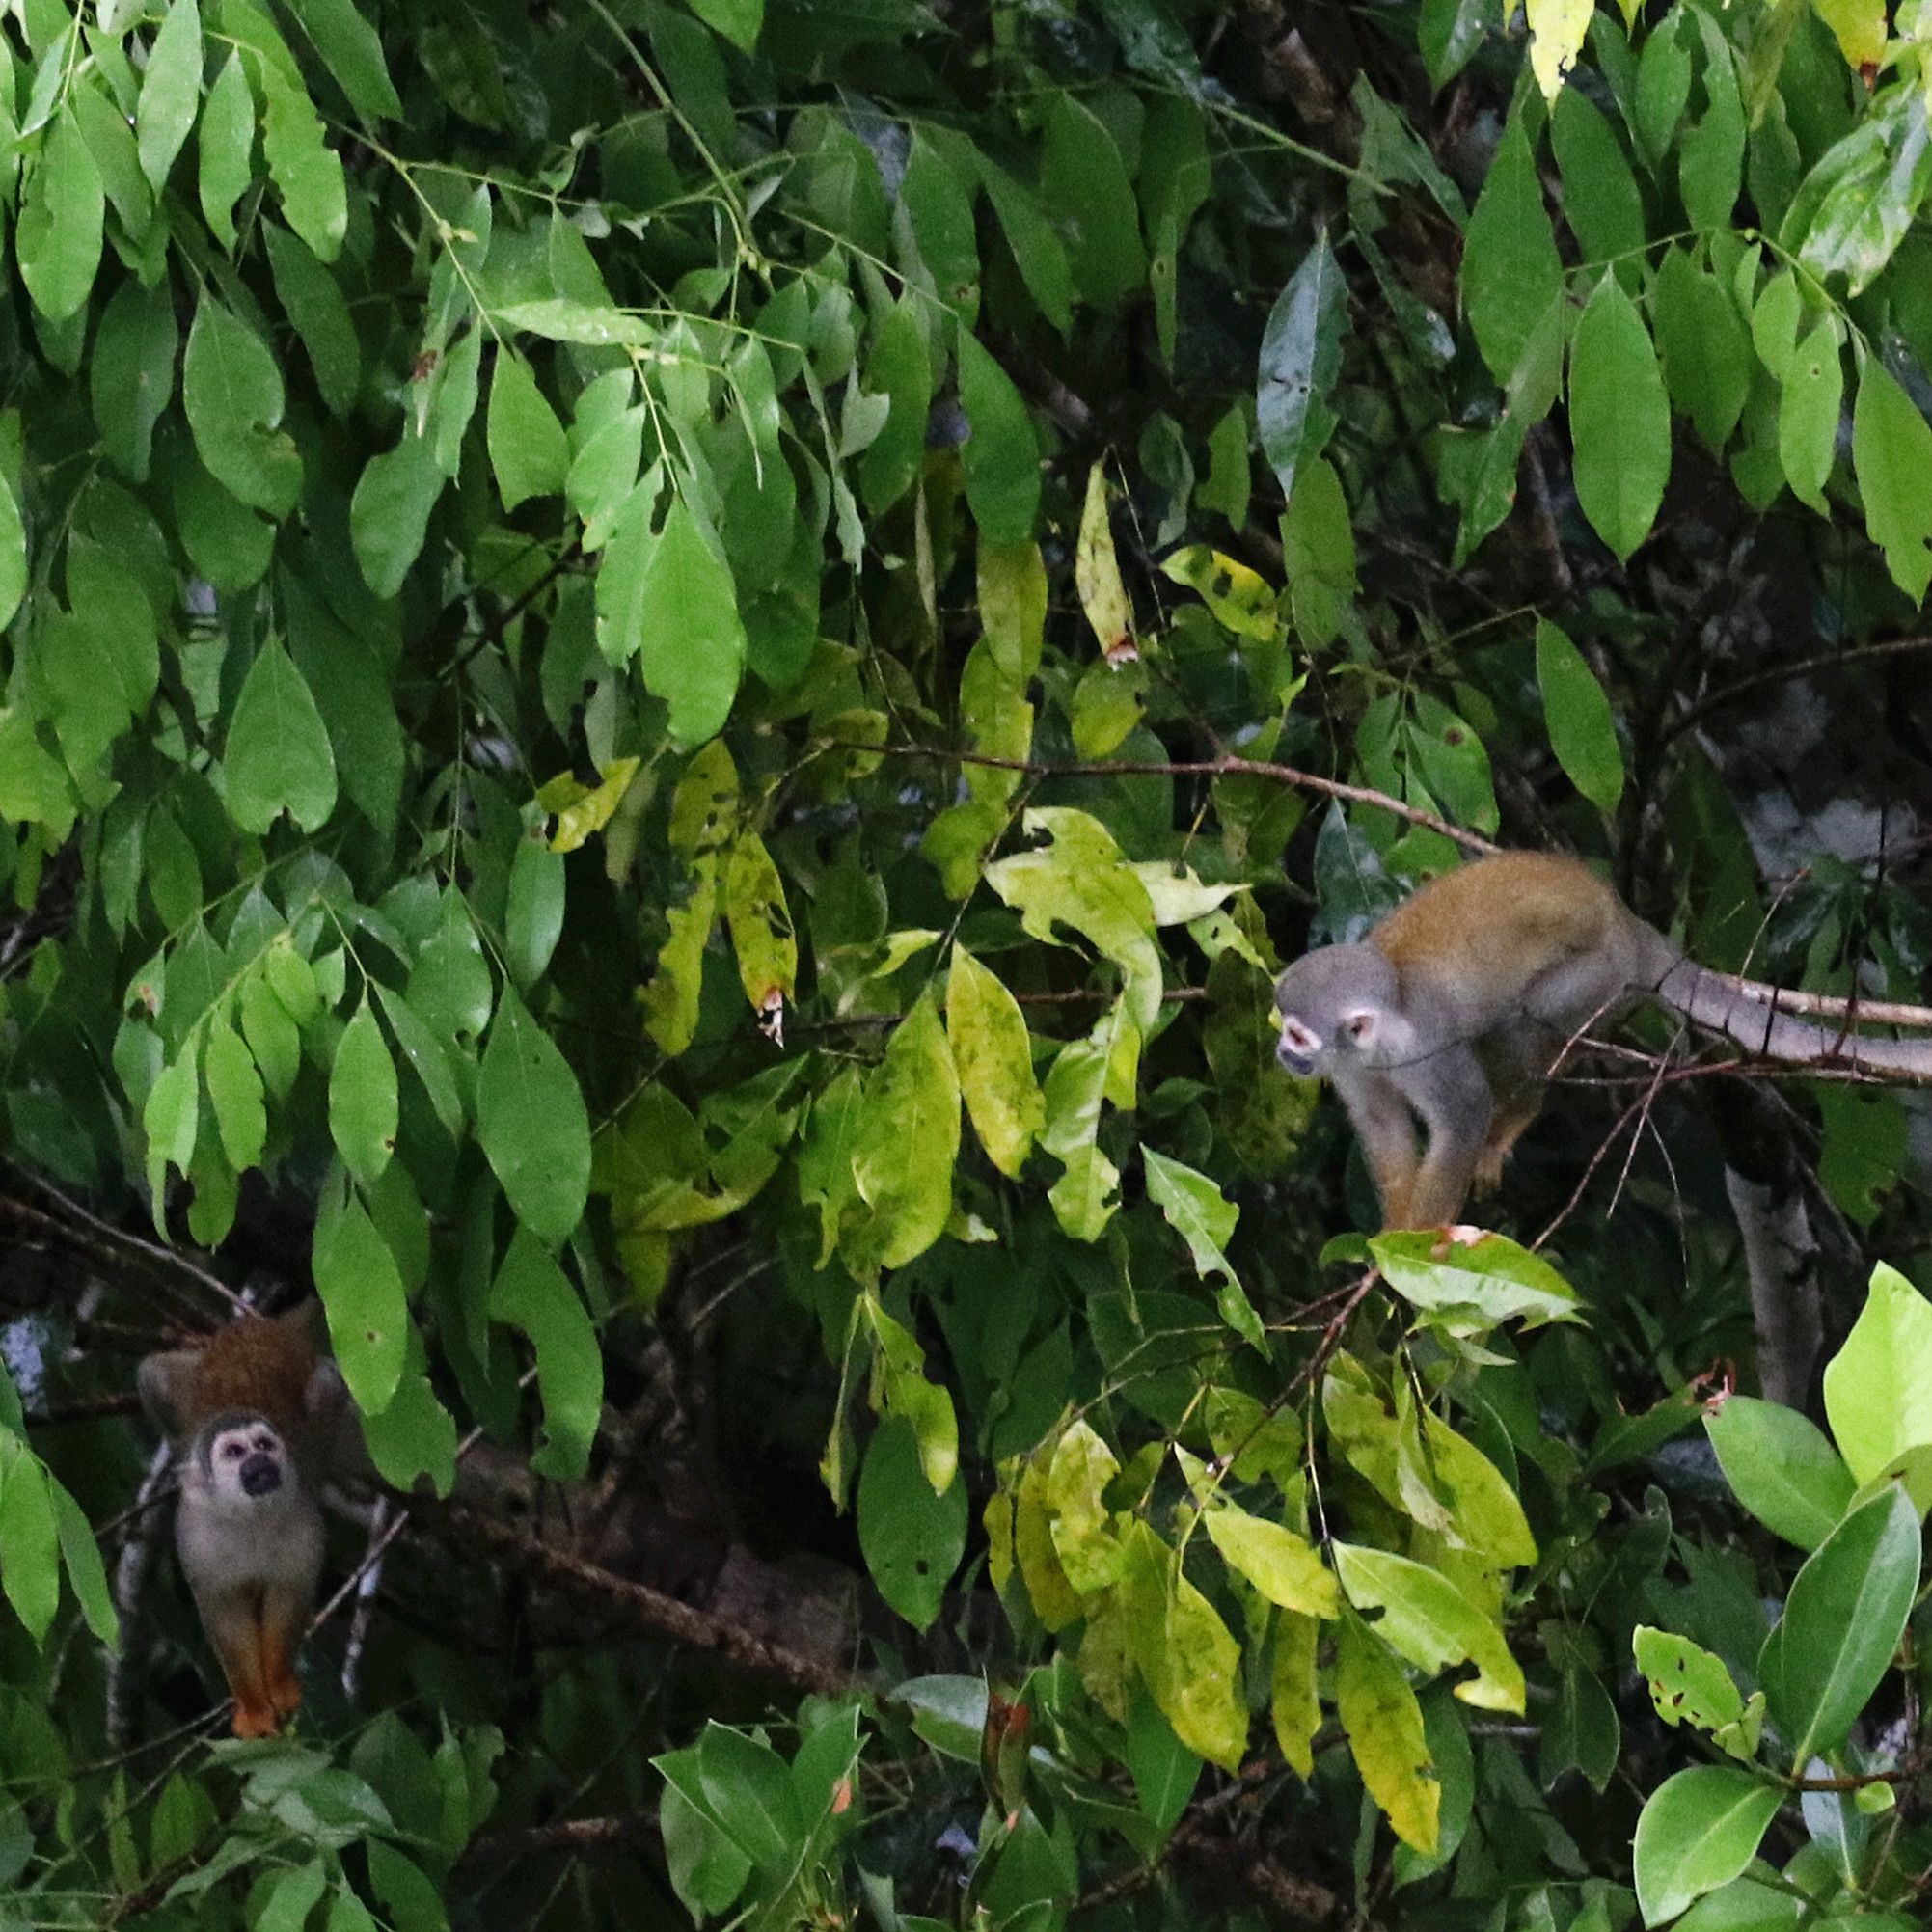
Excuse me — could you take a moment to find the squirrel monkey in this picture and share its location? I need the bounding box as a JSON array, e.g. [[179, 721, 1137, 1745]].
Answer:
[[1274, 851, 1932, 1230], [139, 1304, 357, 1738]]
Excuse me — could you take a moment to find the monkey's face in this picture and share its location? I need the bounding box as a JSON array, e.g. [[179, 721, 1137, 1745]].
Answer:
[[203, 1420, 291, 1504], [1274, 944, 1410, 1073]]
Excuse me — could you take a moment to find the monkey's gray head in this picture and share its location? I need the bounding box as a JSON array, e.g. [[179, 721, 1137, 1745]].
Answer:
[[196, 1413, 294, 1504], [1274, 944, 1408, 1074]]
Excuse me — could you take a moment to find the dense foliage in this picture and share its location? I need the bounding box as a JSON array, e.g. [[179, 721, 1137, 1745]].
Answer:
[[0, 0, 1930, 1924]]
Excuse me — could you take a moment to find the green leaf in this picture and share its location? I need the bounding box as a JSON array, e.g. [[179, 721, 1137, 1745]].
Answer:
[[1757, 1485, 1918, 1765], [1142, 1148, 1265, 1350], [260, 68, 346, 260], [1551, 84, 1644, 263], [857, 299, 933, 514], [1679, 15, 1744, 231], [350, 425, 444, 599], [504, 838, 566, 991], [857, 1416, 967, 1630], [137, 0, 203, 191], [486, 351, 569, 514], [1040, 92, 1146, 307], [282, 571, 402, 833], [263, 222, 361, 418], [330, 997, 397, 1187], [1707, 1397, 1854, 1550], [684, 0, 761, 51], [1652, 244, 1750, 453], [1633, 1626, 1763, 1759], [18, 107, 104, 321], [489, 1225, 602, 1481], [1777, 319, 1841, 512], [240, 972, 302, 1102], [91, 278, 178, 483], [1633, 12, 1692, 171], [143, 1042, 200, 1226], [1256, 230, 1346, 503], [1462, 114, 1563, 384], [1853, 353, 1932, 601], [1535, 619, 1623, 813], [1568, 268, 1670, 559], [1821, 1263, 1932, 1484], [198, 51, 254, 250], [1335, 1610, 1437, 1853], [1632, 1767, 1781, 1926], [477, 982, 591, 1245], [1141, 95, 1211, 365], [900, 130, 979, 323], [0, 475, 23, 635], [50, 1479, 118, 1646], [957, 332, 1039, 544], [183, 298, 303, 517], [1281, 456, 1356, 648], [224, 639, 338, 833], [944, 947, 1044, 1179], [313, 1169, 408, 1414], [0, 1438, 59, 1643], [598, 488, 746, 749], [372, 982, 464, 1137], [204, 1020, 266, 1172], [1125, 1686, 1202, 1834], [848, 994, 961, 1274], [1792, 95, 1932, 296], [694, 1723, 802, 1868], [284, 0, 402, 123], [1370, 1228, 1582, 1328]]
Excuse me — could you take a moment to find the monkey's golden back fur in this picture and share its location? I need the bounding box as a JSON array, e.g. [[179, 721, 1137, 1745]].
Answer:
[[1369, 854, 1637, 1021]]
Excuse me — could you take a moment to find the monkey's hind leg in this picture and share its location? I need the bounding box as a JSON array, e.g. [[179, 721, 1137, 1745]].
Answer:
[[202, 1588, 281, 1739], [259, 1585, 309, 1726], [1471, 1089, 1546, 1195]]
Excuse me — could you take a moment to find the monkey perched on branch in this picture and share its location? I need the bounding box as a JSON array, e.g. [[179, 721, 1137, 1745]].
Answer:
[[139, 1304, 360, 1738], [1272, 852, 1932, 1230]]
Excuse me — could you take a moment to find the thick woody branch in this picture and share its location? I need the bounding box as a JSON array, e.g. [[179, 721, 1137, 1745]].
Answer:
[[424, 1497, 857, 1699]]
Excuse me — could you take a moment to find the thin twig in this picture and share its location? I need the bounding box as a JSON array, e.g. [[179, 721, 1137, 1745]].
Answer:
[[829, 743, 1502, 857]]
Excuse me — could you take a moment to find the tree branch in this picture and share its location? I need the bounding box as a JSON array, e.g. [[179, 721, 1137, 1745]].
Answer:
[[831, 743, 1503, 857], [424, 1497, 857, 1699]]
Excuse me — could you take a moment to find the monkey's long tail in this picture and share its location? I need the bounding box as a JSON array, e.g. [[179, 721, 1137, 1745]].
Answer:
[[1658, 960, 1932, 1078]]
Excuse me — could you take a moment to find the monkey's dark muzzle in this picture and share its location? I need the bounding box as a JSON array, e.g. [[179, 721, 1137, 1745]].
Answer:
[[1276, 1043, 1316, 1076], [239, 1453, 283, 1498]]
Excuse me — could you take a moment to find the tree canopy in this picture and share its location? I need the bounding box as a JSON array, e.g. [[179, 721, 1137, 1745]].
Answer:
[[0, 0, 1931, 1925]]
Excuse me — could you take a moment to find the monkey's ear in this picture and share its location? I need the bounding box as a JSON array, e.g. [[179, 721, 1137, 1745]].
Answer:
[[1341, 1007, 1381, 1048], [136, 1350, 198, 1440]]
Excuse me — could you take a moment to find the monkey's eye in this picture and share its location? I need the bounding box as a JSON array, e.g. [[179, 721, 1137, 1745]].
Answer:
[[221, 1441, 245, 1460]]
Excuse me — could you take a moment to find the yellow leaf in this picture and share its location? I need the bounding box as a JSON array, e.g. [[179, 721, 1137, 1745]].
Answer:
[[1272, 1609, 1320, 1777], [979, 539, 1047, 685], [946, 946, 1045, 1178], [1526, 0, 1593, 95], [1812, 0, 1885, 71], [1336, 1611, 1439, 1852], [723, 830, 797, 1016], [1075, 460, 1134, 661], [1016, 1444, 1085, 1630], [542, 756, 640, 853]]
